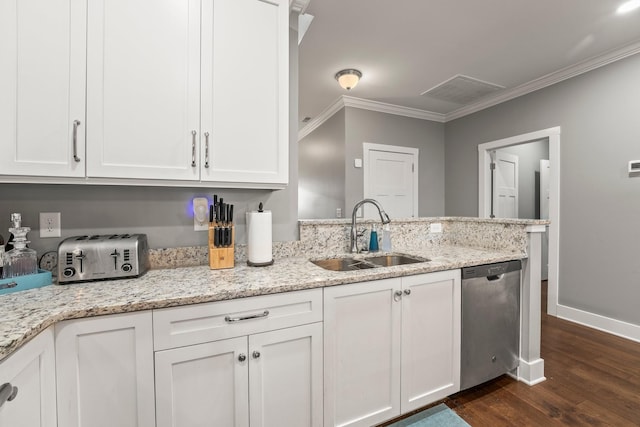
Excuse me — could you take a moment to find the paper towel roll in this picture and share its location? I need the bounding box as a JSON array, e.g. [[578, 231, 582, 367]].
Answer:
[[246, 210, 273, 266]]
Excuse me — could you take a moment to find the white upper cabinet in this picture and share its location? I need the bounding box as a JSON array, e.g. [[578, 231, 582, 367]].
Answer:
[[1, 0, 289, 188], [87, 0, 289, 186], [85, 0, 201, 181], [200, 0, 289, 186], [0, 0, 86, 178]]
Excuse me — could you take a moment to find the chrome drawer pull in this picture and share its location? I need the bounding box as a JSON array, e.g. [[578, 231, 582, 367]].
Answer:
[[224, 310, 269, 323], [0, 383, 18, 408], [72, 120, 81, 162], [0, 282, 17, 290]]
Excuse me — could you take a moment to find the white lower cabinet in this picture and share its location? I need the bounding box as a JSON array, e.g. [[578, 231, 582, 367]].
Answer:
[[153, 289, 324, 427], [0, 327, 56, 427], [323, 270, 461, 427], [54, 311, 156, 427]]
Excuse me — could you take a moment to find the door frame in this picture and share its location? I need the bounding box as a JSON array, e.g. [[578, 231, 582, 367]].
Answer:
[[363, 142, 419, 217], [478, 127, 560, 316]]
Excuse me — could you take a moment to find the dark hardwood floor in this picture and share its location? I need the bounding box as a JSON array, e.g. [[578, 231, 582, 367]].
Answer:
[[445, 281, 640, 426]]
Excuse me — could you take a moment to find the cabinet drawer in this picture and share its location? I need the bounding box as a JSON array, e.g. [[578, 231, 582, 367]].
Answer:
[[153, 289, 322, 350]]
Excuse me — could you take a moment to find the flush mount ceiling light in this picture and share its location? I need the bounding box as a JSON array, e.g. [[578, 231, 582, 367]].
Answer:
[[335, 69, 362, 90], [617, 0, 640, 14]]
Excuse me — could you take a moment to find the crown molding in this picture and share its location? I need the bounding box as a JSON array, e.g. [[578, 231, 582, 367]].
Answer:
[[298, 97, 345, 140], [341, 96, 446, 122], [445, 40, 640, 121], [298, 40, 640, 139], [298, 95, 445, 141]]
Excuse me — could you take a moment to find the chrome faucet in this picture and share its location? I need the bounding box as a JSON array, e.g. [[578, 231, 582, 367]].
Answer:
[[350, 199, 391, 253]]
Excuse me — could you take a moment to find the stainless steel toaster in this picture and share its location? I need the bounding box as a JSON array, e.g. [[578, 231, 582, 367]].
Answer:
[[57, 234, 149, 283]]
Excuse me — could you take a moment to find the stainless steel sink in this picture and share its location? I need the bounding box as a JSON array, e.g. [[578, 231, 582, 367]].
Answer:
[[311, 254, 429, 271], [311, 257, 377, 272], [365, 254, 429, 267]]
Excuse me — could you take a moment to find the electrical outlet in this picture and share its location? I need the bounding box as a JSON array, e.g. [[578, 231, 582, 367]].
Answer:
[[430, 222, 443, 233], [40, 212, 61, 238], [336, 208, 342, 218], [193, 197, 209, 231]]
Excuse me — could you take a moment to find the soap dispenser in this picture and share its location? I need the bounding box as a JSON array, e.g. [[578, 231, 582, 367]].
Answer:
[[2, 213, 37, 279], [369, 224, 379, 252]]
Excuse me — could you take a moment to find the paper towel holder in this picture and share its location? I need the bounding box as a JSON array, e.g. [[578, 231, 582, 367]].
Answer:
[[246, 202, 274, 267]]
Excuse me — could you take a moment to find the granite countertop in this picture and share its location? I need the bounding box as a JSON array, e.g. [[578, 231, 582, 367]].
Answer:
[[0, 244, 524, 362]]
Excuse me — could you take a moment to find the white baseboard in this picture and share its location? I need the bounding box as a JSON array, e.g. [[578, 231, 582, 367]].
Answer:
[[517, 358, 546, 386], [556, 304, 640, 343]]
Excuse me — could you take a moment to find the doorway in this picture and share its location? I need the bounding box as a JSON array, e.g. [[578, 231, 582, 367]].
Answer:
[[478, 127, 560, 316], [363, 142, 419, 219]]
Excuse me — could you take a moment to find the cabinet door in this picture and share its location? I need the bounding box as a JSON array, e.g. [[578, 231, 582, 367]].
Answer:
[[401, 270, 461, 412], [86, 0, 201, 180], [0, 328, 56, 427], [155, 336, 249, 427], [55, 312, 155, 427], [249, 323, 323, 427], [323, 279, 402, 427], [200, 0, 288, 186], [0, 0, 86, 178]]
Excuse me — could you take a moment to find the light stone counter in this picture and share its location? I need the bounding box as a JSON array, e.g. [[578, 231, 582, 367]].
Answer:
[[0, 217, 548, 363]]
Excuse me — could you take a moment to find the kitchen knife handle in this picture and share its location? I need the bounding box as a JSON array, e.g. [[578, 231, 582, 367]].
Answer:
[[191, 130, 197, 167], [204, 132, 210, 168], [72, 120, 81, 162]]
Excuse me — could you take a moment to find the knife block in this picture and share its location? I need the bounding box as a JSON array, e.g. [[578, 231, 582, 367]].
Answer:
[[208, 225, 235, 269]]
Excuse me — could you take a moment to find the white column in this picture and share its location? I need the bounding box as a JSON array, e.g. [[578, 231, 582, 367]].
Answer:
[[519, 224, 546, 385]]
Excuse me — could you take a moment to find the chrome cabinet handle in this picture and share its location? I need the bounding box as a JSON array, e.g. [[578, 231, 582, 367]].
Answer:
[[238, 353, 247, 362], [224, 310, 269, 323], [394, 290, 402, 302], [204, 132, 210, 168], [0, 383, 18, 408], [0, 281, 17, 290], [72, 120, 81, 162], [404, 289, 411, 295], [252, 351, 261, 359], [191, 130, 197, 167]]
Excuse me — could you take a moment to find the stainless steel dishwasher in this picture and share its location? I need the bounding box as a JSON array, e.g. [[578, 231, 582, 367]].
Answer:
[[460, 260, 521, 390]]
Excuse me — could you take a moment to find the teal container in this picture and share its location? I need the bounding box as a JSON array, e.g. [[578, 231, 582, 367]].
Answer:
[[0, 269, 53, 295]]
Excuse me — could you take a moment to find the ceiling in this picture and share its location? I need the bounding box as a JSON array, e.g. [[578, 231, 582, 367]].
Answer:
[[298, 0, 640, 130]]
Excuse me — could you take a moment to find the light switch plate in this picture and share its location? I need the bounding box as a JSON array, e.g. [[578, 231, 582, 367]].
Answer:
[[193, 197, 209, 231], [354, 158, 363, 168]]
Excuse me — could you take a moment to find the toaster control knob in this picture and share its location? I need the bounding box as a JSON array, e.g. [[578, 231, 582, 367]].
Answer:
[[62, 267, 76, 278], [121, 263, 133, 273]]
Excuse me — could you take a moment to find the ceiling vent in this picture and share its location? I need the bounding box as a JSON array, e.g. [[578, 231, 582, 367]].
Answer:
[[421, 74, 505, 105]]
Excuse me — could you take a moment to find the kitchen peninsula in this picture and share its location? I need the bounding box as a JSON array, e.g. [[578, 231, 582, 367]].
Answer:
[[0, 217, 546, 427]]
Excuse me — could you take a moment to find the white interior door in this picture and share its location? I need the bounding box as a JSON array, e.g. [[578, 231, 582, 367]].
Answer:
[[363, 143, 418, 219], [492, 151, 519, 218], [540, 159, 550, 280]]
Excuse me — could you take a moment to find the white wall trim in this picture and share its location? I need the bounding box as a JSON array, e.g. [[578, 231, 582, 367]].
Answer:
[[447, 40, 640, 121], [298, 42, 640, 140], [478, 127, 561, 317], [516, 358, 546, 386], [297, 95, 445, 141], [341, 96, 446, 122], [557, 304, 640, 344], [297, 97, 345, 140]]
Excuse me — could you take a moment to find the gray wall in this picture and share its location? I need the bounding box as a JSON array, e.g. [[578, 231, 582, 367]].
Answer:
[[445, 52, 640, 326], [499, 139, 549, 219], [298, 111, 346, 219], [0, 28, 301, 255], [344, 107, 446, 217]]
